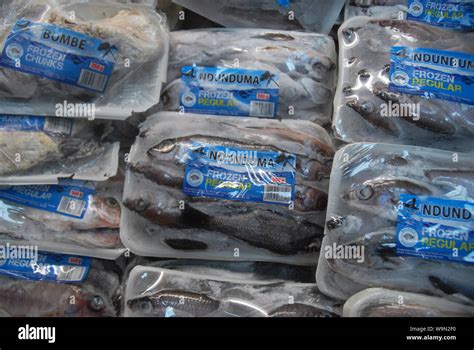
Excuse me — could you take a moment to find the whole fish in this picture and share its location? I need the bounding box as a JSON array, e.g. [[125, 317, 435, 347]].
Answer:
[[163, 29, 337, 125], [125, 266, 341, 317], [123, 113, 333, 263], [343, 288, 474, 317], [317, 143, 474, 301], [333, 18, 474, 153], [127, 290, 220, 317], [123, 172, 325, 256], [0, 279, 116, 317], [0, 180, 123, 253]]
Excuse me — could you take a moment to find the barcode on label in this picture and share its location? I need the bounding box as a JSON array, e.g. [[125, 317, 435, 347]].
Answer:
[[263, 185, 292, 204], [250, 101, 275, 117], [78, 69, 107, 92], [57, 266, 86, 282], [44, 117, 73, 134], [57, 197, 86, 217]]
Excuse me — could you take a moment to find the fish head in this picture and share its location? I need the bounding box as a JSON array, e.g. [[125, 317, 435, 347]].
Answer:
[[127, 297, 160, 315], [295, 187, 328, 212], [63, 292, 113, 317], [92, 197, 121, 228], [343, 178, 431, 213]]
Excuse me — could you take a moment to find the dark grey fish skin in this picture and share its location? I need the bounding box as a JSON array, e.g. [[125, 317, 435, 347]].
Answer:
[[269, 303, 338, 317], [205, 207, 323, 255], [127, 290, 220, 317]]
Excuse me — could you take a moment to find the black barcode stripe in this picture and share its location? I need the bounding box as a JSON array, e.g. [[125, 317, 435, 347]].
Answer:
[[57, 266, 85, 281], [57, 197, 85, 217], [250, 101, 275, 117], [44, 117, 73, 134], [78, 69, 107, 92], [263, 185, 292, 204]]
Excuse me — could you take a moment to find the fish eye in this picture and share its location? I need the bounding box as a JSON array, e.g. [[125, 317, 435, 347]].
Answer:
[[105, 198, 119, 208], [134, 198, 150, 212], [138, 300, 153, 314], [153, 140, 176, 153], [355, 184, 374, 201], [88, 295, 106, 312]]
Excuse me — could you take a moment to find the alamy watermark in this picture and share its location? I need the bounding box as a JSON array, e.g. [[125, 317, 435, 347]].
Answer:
[[55, 100, 95, 120], [0, 243, 38, 261], [324, 243, 365, 263], [380, 101, 420, 120]]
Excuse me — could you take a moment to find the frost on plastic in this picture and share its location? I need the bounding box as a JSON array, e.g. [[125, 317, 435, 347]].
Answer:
[[0, 116, 119, 184], [163, 28, 337, 126], [124, 266, 341, 317], [121, 112, 334, 266], [316, 143, 474, 302], [344, 0, 407, 21], [343, 288, 474, 317], [0, 258, 122, 317], [0, 0, 169, 120], [172, 0, 345, 35], [333, 17, 474, 153], [0, 177, 126, 260]]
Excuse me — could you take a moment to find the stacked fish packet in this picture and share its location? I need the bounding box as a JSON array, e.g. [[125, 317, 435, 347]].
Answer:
[[344, 0, 474, 31], [315, 3, 474, 317], [120, 21, 344, 317], [0, 0, 170, 317], [124, 263, 342, 317]]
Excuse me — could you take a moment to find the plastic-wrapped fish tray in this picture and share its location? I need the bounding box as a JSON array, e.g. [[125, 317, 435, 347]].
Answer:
[[121, 112, 335, 266], [317, 142, 474, 301], [124, 265, 341, 317], [333, 17, 474, 153], [0, 0, 169, 120]]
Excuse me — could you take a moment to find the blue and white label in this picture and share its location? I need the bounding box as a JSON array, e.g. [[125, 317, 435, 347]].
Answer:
[[0, 115, 73, 134], [396, 194, 474, 264], [180, 66, 279, 118], [183, 144, 295, 204], [0, 19, 116, 92], [0, 180, 95, 219], [0, 251, 91, 282], [407, 0, 474, 30], [389, 47, 474, 105]]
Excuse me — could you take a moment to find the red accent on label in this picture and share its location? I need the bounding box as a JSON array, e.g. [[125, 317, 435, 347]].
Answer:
[[69, 190, 83, 198], [90, 62, 104, 72], [257, 93, 270, 100], [68, 257, 83, 265], [271, 176, 286, 184]]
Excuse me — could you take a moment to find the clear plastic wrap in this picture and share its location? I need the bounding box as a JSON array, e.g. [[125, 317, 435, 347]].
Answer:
[[162, 28, 337, 126], [0, 258, 122, 317], [0, 0, 169, 120], [172, 0, 345, 34], [0, 175, 125, 259], [122, 112, 334, 266], [149, 259, 316, 283], [316, 143, 474, 302], [0, 116, 119, 184], [124, 266, 341, 317], [333, 17, 474, 153], [344, 0, 474, 30], [344, 0, 407, 21], [343, 288, 474, 317]]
